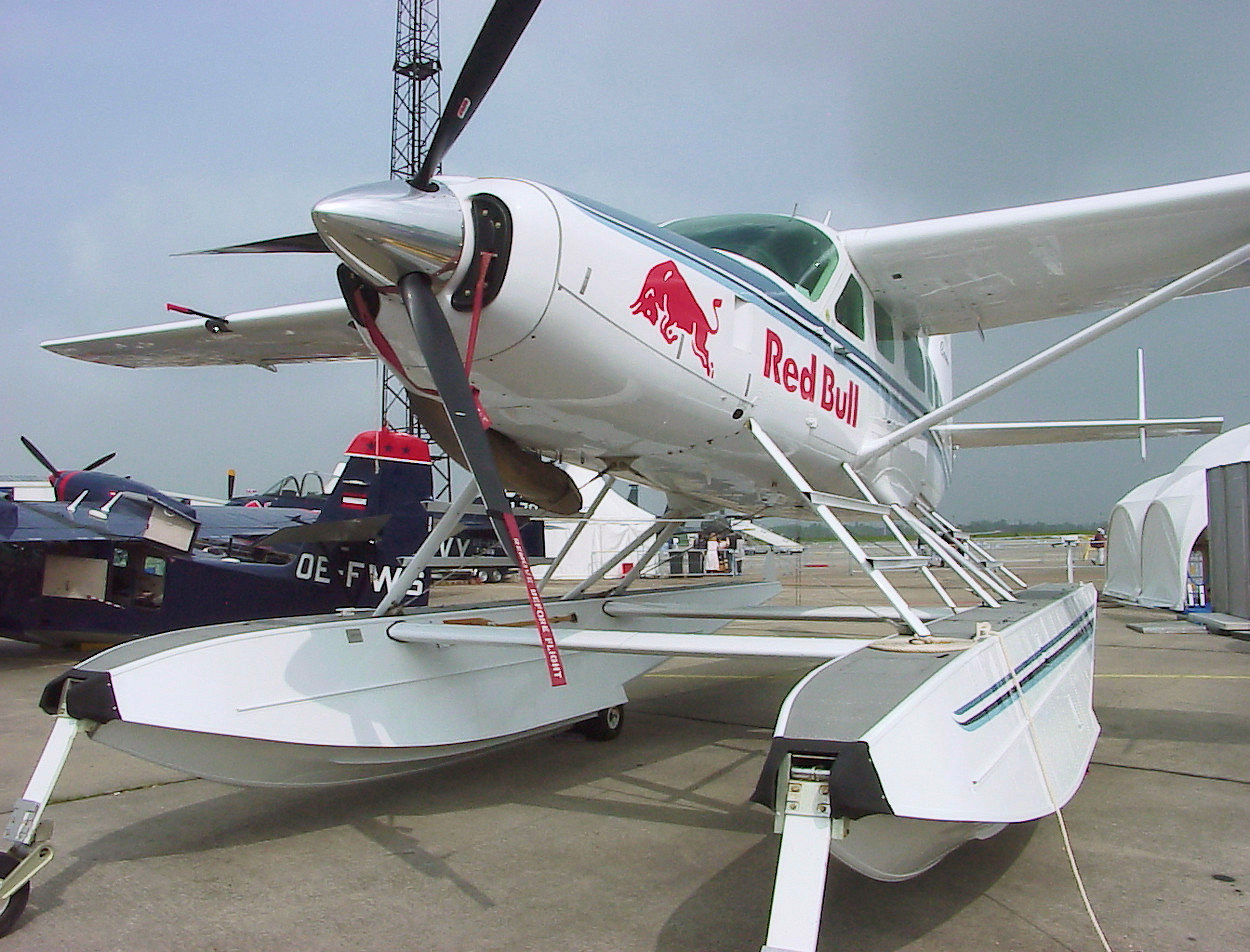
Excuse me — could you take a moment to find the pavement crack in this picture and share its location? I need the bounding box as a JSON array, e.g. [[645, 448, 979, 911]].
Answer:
[[981, 891, 1085, 952], [48, 777, 198, 805], [1091, 760, 1250, 786]]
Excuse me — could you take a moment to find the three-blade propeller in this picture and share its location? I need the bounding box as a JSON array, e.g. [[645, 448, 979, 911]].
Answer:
[[393, 0, 543, 521], [175, 0, 565, 681], [394, 0, 566, 686], [21, 436, 115, 478]]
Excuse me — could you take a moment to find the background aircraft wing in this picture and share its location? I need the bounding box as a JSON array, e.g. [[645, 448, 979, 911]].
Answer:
[[842, 171, 1250, 335], [1, 498, 118, 544], [41, 299, 371, 368], [935, 417, 1224, 449], [1, 495, 198, 550], [193, 505, 321, 541]]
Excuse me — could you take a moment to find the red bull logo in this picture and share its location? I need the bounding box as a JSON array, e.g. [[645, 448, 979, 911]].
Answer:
[[630, 260, 721, 377]]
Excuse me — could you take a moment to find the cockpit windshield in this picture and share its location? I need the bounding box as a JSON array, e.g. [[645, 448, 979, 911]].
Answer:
[[665, 214, 839, 299]]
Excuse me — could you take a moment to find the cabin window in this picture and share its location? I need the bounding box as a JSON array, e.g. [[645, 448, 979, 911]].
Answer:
[[902, 332, 926, 390], [664, 214, 839, 299], [134, 556, 166, 608], [874, 304, 897, 363], [833, 276, 865, 339]]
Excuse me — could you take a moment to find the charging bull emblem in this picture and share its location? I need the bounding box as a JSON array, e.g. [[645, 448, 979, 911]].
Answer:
[[630, 260, 721, 377]]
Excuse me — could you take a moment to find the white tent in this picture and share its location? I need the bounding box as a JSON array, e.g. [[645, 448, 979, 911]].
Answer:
[[1137, 468, 1208, 609], [543, 467, 660, 580], [1104, 473, 1171, 601], [1107, 424, 1250, 610]]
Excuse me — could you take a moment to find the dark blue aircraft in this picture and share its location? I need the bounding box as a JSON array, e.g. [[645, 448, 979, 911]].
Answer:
[[0, 430, 433, 647]]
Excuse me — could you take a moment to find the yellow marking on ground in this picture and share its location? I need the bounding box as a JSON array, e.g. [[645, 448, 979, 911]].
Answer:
[[642, 672, 773, 680], [1095, 674, 1250, 680]]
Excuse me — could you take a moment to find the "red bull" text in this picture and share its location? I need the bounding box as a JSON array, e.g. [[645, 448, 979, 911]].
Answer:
[[762, 329, 860, 427]]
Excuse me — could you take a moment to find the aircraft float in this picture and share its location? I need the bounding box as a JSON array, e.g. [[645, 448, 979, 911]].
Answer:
[[3, 1, 1246, 948]]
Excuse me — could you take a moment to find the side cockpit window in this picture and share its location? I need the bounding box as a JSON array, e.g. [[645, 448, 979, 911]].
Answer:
[[833, 276, 865, 339], [665, 214, 839, 300], [902, 332, 926, 390], [874, 304, 897, 363]]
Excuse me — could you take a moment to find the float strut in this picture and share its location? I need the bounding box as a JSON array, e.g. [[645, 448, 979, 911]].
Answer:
[[2, 714, 83, 907], [762, 755, 843, 952]]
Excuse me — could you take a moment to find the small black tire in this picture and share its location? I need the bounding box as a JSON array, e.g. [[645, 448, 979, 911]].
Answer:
[[0, 851, 31, 938], [577, 704, 624, 741]]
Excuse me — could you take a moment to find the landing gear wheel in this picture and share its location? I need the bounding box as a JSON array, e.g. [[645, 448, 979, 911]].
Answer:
[[0, 851, 31, 938], [577, 704, 624, 741]]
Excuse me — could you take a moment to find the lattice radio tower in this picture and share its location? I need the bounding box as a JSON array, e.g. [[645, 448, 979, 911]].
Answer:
[[382, 0, 452, 499]]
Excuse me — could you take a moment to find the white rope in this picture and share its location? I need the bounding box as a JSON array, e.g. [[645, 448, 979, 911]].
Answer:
[[988, 628, 1115, 952], [867, 635, 977, 653]]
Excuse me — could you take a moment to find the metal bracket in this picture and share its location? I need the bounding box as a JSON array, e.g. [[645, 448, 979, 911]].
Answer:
[[0, 844, 54, 903], [2, 800, 41, 847]]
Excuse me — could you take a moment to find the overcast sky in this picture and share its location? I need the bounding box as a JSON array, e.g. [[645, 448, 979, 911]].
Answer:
[[4, 1, 1249, 524]]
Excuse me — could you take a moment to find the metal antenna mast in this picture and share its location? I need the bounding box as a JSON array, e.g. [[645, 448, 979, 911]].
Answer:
[[390, 0, 441, 185], [382, 0, 452, 500]]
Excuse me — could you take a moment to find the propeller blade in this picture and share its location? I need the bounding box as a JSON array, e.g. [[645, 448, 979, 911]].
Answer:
[[413, 0, 542, 189], [398, 273, 510, 515], [84, 452, 117, 472], [178, 232, 330, 255], [20, 436, 57, 476], [398, 271, 566, 687]]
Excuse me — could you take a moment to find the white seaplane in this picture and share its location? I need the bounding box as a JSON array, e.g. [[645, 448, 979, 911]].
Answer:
[[5, 1, 1248, 948]]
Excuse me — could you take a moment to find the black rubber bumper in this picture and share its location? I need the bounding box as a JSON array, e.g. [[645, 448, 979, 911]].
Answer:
[[751, 738, 893, 820], [40, 669, 120, 723]]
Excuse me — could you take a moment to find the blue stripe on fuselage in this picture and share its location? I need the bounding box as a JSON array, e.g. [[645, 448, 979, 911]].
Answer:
[[557, 189, 935, 427]]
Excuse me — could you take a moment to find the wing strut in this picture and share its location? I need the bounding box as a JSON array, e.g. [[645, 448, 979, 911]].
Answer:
[[373, 479, 481, 617], [855, 237, 1250, 466], [746, 420, 933, 638], [538, 473, 617, 591]]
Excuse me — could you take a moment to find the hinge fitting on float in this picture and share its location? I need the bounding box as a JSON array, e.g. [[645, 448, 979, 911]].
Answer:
[[776, 757, 846, 838]]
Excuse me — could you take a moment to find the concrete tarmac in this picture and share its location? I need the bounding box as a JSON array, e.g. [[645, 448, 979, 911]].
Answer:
[[1, 543, 1247, 951]]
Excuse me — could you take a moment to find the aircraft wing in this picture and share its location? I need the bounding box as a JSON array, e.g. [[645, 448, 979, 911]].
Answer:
[[41, 299, 371, 369], [0, 495, 198, 551], [935, 417, 1224, 449], [193, 505, 321, 541], [842, 171, 1250, 335]]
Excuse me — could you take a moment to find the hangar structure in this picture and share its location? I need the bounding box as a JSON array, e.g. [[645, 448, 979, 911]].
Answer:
[[1105, 424, 1250, 611]]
